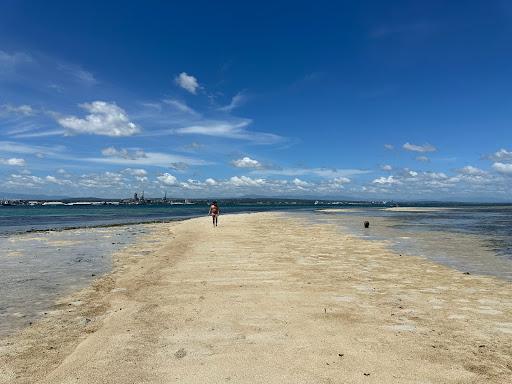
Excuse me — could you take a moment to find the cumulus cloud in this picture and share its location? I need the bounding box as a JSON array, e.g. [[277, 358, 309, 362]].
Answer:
[[373, 175, 401, 185], [492, 162, 512, 175], [101, 146, 147, 160], [6, 174, 44, 187], [384, 144, 394, 150], [416, 156, 430, 162], [157, 173, 178, 185], [403, 142, 437, 153], [332, 177, 351, 184], [228, 175, 266, 187], [205, 178, 217, 186], [232, 156, 262, 169], [45, 175, 73, 186], [57, 101, 139, 137], [292, 178, 310, 188], [169, 162, 189, 171], [79, 172, 125, 189], [458, 166, 486, 176], [381, 164, 393, 171], [122, 168, 147, 177], [122, 168, 148, 182], [0, 157, 26, 166], [487, 148, 512, 162], [175, 72, 199, 94]]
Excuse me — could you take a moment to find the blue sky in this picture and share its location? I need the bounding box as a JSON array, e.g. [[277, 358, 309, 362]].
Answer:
[[1, 1, 512, 200]]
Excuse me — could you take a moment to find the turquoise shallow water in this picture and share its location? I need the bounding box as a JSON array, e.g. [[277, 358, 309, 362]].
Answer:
[[0, 224, 152, 337], [0, 203, 321, 235]]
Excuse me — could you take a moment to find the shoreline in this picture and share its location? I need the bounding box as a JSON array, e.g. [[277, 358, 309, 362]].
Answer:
[[1, 212, 511, 383]]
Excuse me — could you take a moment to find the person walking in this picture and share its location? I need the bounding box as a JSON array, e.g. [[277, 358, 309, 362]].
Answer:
[[208, 201, 220, 227]]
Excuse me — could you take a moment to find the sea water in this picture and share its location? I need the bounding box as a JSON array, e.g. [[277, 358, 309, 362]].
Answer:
[[305, 206, 512, 281]]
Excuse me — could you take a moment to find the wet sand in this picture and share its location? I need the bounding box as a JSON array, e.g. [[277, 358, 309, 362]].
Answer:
[[1, 212, 511, 383]]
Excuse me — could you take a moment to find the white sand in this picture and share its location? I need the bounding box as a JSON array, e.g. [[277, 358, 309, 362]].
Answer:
[[1, 213, 511, 383]]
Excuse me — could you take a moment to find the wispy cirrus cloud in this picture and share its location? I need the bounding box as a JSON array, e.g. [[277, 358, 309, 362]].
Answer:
[[173, 119, 282, 144], [253, 166, 369, 178], [0, 140, 65, 156], [57, 63, 97, 86], [403, 142, 437, 153], [0, 157, 26, 166], [162, 98, 198, 116], [88, 150, 208, 167], [218, 92, 246, 112], [0, 50, 32, 73]]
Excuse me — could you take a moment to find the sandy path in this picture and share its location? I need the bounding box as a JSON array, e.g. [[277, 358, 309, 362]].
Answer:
[[1, 213, 511, 383]]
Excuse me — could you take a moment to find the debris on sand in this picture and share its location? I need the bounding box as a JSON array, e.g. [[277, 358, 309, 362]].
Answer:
[[174, 348, 187, 359]]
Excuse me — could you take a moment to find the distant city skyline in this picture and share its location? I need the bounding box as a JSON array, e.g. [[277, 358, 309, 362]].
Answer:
[[1, 1, 512, 201]]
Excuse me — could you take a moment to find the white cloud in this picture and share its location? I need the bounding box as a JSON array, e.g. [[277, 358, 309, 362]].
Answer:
[[122, 168, 147, 177], [157, 173, 178, 186], [174, 119, 282, 144], [45, 175, 73, 186], [232, 156, 262, 169], [79, 172, 125, 188], [0, 104, 34, 116], [291, 178, 307, 187], [228, 175, 266, 187], [163, 99, 198, 115], [381, 164, 393, 171], [332, 177, 351, 184], [102, 146, 147, 160], [373, 175, 401, 185], [0, 141, 64, 156], [487, 149, 512, 162], [6, 174, 43, 187], [0, 158, 25, 166], [218, 92, 246, 112], [492, 162, 512, 175], [384, 144, 394, 150], [121, 168, 148, 183], [416, 156, 430, 162], [88, 150, 206, 168], [168, 162, 189, 171], [57, 101, 139, 137], [255, 167, 368, 178], [10, 130, 65, 139], [403, 142, 437, 153], [57, 63, 97, 86], [458, 166, 486, 176], [205, 178, 217, 186], [292, 178, 310, 188], [175, 72, 199, 94]]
